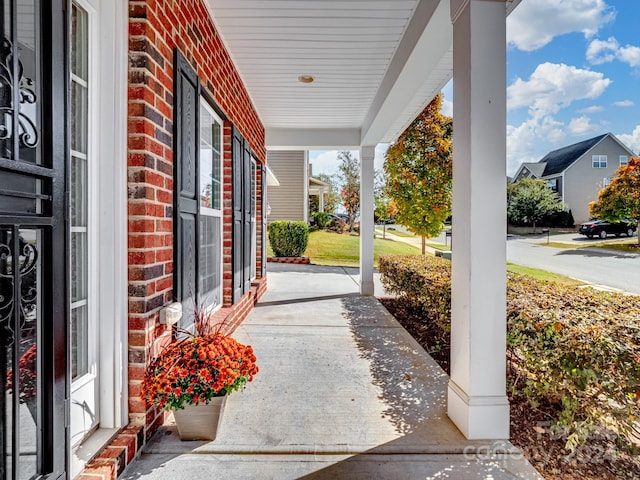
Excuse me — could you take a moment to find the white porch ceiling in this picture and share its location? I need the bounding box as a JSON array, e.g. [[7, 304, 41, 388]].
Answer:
[[206, 0, 521, 150]]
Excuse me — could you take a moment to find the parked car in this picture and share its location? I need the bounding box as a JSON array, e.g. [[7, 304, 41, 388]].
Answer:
[[578, 219, 637, 239]]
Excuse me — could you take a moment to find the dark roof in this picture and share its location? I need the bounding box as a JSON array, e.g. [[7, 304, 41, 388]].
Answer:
[[539, 133, 608, 176]]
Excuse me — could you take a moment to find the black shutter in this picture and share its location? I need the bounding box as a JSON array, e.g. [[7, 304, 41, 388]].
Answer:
[[232, 129, 244, 302], [174, 50, 199, 325], [243, 145, 252, 292], [232, 128, 255, 302], [261, 164, 267, 278]]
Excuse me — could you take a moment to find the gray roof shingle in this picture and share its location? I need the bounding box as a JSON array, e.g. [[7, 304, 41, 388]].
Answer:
[[539, 133, 608, 176]]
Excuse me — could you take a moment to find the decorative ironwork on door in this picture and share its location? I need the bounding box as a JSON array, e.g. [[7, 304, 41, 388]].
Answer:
[[1, 0, 68, 479], [0, 37, 40, 152]]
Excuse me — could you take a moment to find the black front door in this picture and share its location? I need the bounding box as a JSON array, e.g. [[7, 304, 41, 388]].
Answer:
[[0, 1, 68, 479]]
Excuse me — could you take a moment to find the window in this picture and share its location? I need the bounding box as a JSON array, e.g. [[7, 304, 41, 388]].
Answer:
[[70, 1, 90, 380], [603, 177, 611, 188], [592, 155, 607, 168], [620, 155, 628, 166], [546, 178, 558, 193], [198, 100, 223, 309]]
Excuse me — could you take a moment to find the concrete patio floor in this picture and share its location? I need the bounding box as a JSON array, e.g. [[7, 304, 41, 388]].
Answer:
[[122, 263, 542, 480]]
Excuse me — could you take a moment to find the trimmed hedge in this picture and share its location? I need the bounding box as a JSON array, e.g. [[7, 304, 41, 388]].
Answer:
[[378, 254, 451, 331], [268, 221, 309, 257], [379, 254, 640, 450]]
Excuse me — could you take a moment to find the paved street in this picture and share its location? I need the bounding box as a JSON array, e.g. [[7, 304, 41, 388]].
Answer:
[[379, 226, 640, 294], [506, 235, 640, 294]]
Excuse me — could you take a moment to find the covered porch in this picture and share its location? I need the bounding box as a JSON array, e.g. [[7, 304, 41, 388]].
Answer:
[[208, 0, 521, 438], [122, 264, 541, 479]]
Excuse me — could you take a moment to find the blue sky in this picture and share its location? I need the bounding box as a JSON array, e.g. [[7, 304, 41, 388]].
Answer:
[[310, 0, 640, 177]]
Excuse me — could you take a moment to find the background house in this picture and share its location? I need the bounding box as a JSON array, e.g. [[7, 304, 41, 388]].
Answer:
[[512, 133, 636, 223], [266, 151, 330, 223]]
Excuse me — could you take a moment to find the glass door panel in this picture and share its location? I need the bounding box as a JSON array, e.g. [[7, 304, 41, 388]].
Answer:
[[70, 0, 98, 447], [1, 227, 41, 480]]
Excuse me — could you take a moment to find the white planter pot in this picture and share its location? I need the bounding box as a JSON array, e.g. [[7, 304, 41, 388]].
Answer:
[[172, 396, 227, 441]]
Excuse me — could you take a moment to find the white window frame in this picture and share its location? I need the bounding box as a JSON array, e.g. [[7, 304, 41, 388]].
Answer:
[[198, 99, 224, 312], [592, 154, 607, 169], [620, 155, 628, 166], [70, 0, 99, 436], [70, 0, 129, 475]]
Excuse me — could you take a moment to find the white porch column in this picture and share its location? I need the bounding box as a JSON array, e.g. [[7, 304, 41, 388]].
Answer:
[[359, 146, 375, 295], [448, 0, 509, 439]]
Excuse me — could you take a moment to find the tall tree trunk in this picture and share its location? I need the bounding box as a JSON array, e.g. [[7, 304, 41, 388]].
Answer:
[[421, 235, 426, 255]]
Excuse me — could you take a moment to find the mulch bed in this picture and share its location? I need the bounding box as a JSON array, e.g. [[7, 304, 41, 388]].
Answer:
[[379, 297, 640, 480]]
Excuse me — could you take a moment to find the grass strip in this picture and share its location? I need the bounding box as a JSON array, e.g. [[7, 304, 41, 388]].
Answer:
[[507, 263, 585, 286]]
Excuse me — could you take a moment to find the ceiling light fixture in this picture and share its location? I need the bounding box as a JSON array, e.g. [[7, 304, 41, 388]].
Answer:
[[297, 75, 314, 84]]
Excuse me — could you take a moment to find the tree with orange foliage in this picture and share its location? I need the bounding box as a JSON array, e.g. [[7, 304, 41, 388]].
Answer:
[[590, 156, 640, 245], [384, 93, 452, 254]]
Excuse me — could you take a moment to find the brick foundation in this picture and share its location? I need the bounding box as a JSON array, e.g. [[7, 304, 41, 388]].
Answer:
[[267, 256, 311, 264], [77, 426, 144, 480]]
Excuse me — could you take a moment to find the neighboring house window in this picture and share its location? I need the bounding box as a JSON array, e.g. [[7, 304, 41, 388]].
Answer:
[[603, 177, 612, 188], [546, 178, 558, 193], [592, 155, 607, 168], [620, 155, 628, 166], [174, 51, 224, 329]]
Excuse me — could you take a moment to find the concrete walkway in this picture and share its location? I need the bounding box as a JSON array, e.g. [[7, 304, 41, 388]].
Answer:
[[122, 263, 542, 480]]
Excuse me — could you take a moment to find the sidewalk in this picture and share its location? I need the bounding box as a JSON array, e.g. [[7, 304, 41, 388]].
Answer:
[[122, 263, 541, 480], [375, 227, 442, 255]]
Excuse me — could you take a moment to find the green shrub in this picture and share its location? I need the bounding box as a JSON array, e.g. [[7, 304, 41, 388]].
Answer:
[[378, 254, 451, 330], [267, 221, 309, 257], [312, 211, 331, 229], [506, 275, 640, 450], [379, 254, 640, 450]]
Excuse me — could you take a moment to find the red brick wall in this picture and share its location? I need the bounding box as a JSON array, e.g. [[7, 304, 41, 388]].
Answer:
[[127, 0, 266, 436]]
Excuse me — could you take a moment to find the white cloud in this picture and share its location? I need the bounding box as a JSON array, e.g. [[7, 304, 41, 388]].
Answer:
[[578, 105, 604, 113], [506, 115, 566, 175], [614, 100, 634, 107], [617, 125, 640, 154], [309, 151, 348, 176], [441, 98, 453, 117], [567, 116, 599, 136], [309, 147, 388, 177], [587, 36, 640, 68], [507, 63, 611, 117], [586, 37, 619, 64], [507, 0, 614, 52], [618, 44, 640, 68]]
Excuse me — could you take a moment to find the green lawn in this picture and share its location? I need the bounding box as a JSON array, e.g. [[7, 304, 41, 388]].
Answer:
[[376, 228, 450, 251], [425, 241, 450, 251], [545, 239, 640, 253], [303, 230, 420, 267], [376, 227, 415, 238], [507, 263, 585, 286], [269, 230, 586, 285]]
